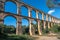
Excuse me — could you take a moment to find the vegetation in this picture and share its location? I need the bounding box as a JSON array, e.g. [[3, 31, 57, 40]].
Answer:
[[0, 33, 34, 40], [42, 29, 49, 34], [22, 25, 29, 34], [50, 24, 60, 34], [0, 18, 3, 20], [0, 24, 16, 34], [0, 24, 34, 40], [42, 24, 60, 35], [0, 23, 60, 40]]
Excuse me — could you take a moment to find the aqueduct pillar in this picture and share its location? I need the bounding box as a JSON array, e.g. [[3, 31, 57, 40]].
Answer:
[[36, 10, 42, 35], [28, 7, 33, 35], [0, 13, 4, 24], [16, 17, 22, 35]]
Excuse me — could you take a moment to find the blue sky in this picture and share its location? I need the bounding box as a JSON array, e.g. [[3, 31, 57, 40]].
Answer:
[[4, 0, 60, 27]]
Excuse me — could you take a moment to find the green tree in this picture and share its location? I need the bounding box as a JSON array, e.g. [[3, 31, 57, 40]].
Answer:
[[46, 0, 55, 8], [50, 25, 60, 33], [4, 25, 16, 33], [32, 23, 38, 34], [22, 25, 29, 34], [0, 24, 6, 33], [0, 24, 16, 34]]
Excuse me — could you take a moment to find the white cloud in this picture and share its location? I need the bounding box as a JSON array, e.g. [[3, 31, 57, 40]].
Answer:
[[48, 9, 55, 14]]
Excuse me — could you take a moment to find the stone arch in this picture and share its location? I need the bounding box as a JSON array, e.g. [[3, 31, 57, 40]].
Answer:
[[48, 16, 51, 21], [44, 14, 46, 21], [20, 4, 28, 9], [32, 19, 38, 35], [5, 0, 17, 5], [21, 18, 29, 34], [3, 15, 17, 20], [3, 15, 17, 26], [4, 1, 17, 14], [31, 9, 36, 18], [4, 15, 17, 33], [20, 5, 28, 16], [22, 17, 29, 21], [21, 17, 29, 26], [38, 12, 42, 20]]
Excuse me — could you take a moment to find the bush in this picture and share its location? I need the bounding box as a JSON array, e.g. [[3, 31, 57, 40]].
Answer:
[[4, 25, 16, 34], [50, 25, 60, 33], [0, 24, 34, 40], [42, 26, 50, 34], [0, 18, 3, 20], [0, 34, 34, 40], [0, 24, 16, 34], [22, 26, 29, 34], [42, 29, 50, 35]]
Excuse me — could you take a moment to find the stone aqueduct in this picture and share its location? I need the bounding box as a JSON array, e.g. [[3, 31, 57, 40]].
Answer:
[[0, 0, 60, 35]]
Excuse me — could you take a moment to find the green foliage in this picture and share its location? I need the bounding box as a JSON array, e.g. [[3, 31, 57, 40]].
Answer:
[[42, 29, 49, 34], [0, 24, 6, 33], [4, 25, 16, 33], [0, 18, 3, 20], [0, 24, 16, 34], [51, 25, 60, 33], [47, 0, 55, 8], [33, 23, 38, 34], [0, 33, 8, 40], [50, 25, 60, 33], [22, 25, 29, 34], [0, 24, 34, 40], [42, 24, 60, 34], [33, 23, 38, 29], [0, 34, 34, 40], [42, 27, 50, 34], [8, 34, 34, 40]]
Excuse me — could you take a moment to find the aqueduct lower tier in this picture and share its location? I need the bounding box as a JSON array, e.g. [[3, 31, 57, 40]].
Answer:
[[0, 0, 60, 35], [0, 12, 60, 35]]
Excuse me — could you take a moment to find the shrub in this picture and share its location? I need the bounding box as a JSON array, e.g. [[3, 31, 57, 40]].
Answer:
[[50, 25, 60, 33], [0, 24, 16, 34], [0, 34, 34, 40]]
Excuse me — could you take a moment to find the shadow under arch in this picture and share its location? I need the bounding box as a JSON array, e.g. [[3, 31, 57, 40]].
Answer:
[[20, 5, 28, 16], [32, 20, 38, 35], [4, 1, 17, 14], [21, 18, 29, 34]]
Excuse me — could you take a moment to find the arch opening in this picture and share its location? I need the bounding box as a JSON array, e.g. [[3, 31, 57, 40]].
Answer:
[[31, 10, 36, 18], [4, 16, 17, 34], [4, 1, 17, 14], [22, 18, 29, 34], [44, 14, 46, 21], [20, 6, 28, 16], [48, 16, 51, 21], [32, 20, 38, 35], [45, 21, 49, 33], [38, 13, 42, 20]]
